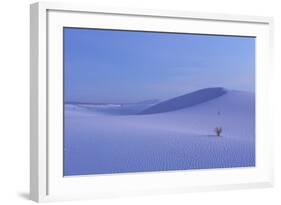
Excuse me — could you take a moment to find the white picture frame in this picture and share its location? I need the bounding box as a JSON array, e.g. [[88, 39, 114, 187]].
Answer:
[[30, 1, 274, 202]]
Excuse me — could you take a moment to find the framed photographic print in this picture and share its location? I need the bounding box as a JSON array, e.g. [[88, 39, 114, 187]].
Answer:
[[30, 2, 274, 202]]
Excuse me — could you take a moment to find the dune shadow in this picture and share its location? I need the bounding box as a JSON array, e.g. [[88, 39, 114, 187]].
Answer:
[[139, 87, 226, 115]]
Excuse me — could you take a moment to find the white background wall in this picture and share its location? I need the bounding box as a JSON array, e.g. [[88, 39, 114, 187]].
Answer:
[[0, 0, 280, 204]]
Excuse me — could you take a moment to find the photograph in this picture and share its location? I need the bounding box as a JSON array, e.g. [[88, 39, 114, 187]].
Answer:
[[63, 28, 256, 176]]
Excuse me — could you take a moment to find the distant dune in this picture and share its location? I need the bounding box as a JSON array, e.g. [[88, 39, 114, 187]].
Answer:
[[139, 87, 227, 114]]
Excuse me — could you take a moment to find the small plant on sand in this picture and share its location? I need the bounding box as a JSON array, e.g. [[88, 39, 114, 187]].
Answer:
[[214, 127, 222, 137]]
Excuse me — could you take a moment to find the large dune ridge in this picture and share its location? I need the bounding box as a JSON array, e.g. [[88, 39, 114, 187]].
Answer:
[[63, 87, 255, 176], [139, 87, 227, 114]]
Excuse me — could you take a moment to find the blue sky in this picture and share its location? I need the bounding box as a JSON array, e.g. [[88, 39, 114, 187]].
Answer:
[[64, 28, 255, 103]]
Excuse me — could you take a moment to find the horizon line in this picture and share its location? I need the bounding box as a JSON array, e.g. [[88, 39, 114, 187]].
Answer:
[[64, 87, 255, 104]]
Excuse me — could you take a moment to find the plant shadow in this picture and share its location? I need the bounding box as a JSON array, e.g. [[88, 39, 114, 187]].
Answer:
[[206, 134, 223, 138]]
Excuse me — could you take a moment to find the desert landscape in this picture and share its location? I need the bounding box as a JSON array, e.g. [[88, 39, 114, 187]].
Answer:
[[64, 87, 255, 176]]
